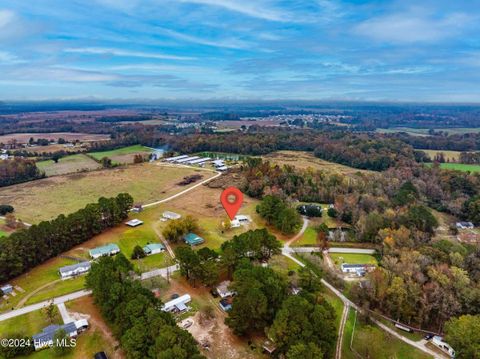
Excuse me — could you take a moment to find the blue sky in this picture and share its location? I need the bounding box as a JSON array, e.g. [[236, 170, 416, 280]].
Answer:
[[0, 0, 479, 101]]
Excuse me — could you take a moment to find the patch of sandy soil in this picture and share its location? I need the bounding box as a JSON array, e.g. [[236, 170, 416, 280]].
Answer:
[[166, 277, 267, 359]]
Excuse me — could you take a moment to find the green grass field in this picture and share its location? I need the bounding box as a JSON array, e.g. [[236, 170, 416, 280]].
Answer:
[[0, 229, 8, 237], [0, 163, 212, 223], [330, 253, 378, 268], [0, 256, 85, 311], [377, 127, 480, 136], [88, 144, 153, 164], [426, 162, 480, 172], [292, 226, 318, 246], [0, 307, 61, 337], [350, 316, 432, 359], [36, 154, 101, 176]]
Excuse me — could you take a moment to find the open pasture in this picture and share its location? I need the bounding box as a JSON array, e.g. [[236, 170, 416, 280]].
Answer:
[[36, 154, 102, 176], [88, 144, 153, 164], [263, 150, 373, 175], [0, 132, 109, 144], [0, 163, 214, 223]]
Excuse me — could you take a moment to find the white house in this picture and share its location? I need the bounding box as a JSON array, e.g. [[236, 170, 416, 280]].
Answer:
[[432, 336, 455, 358], [216, 281, 235, 298], [340, 263, 375, 276], [59, 262, 91, 279], [162, 294, 191, 313], [456, 221, 474, 229], [230, 215, 251, 228]]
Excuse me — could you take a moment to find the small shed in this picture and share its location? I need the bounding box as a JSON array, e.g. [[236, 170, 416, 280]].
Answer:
[[0, 284, 13, 295], [162, 211, 181, 220], [126, 219, 144, 227], [184, 233, 205, 246], [143, 243, 165, 255], [216, 280, 235, 298]]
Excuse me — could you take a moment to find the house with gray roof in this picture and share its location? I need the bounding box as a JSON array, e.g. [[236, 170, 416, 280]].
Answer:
[[59, 262, 91, 279]]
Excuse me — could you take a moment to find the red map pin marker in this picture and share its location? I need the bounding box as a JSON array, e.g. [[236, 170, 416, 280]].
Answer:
[[221, 187, 243, 220]]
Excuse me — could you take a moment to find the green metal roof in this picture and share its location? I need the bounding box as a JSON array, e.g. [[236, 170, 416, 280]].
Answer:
[[143, 243, 165, 253], [89, 243, 120, 256], [184, 233, 204, 245]]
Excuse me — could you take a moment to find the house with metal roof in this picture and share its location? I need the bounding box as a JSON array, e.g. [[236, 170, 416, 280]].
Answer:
[[0, 284, 13, 295], [341, 263, 375, 276], [89, 243, 120, 259], [59, 262, 91, 279], [162, 294, 191, 313], [184, 233, 205, 246], [216, 280, 235, 298], [126, 219, 143, 227], [143, 243, 165, 255], [32, 320, 88, 351]]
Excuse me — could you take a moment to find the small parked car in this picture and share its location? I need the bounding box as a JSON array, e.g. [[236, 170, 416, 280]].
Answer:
[[182, 320, 193, 329], [424, 333, 434, 341]]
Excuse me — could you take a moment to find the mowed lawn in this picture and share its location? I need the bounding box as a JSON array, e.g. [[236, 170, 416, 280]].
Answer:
[[330, 253, 378, 268], [0, 163, 214, 223], [88, 144, 153, 164], [0, 256, 86, 311], [0, 306, 61, 337], [36, 154, 101, 176], [429, 162, 480, 172], [350, 315, 432, 359]]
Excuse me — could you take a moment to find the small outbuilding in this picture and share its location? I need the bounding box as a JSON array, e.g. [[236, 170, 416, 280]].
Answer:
[[143, 243, 165, 255], [126, 219, 144, 227], [162, 211, 181, 220], [0, 284, 13, 295], [184, 233, 205, 246], [89, 244, 120, 259]]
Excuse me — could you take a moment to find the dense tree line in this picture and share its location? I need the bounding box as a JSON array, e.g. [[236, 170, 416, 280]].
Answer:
[[256, 195, 302, 234], [0, 158, 45, 187], [86, 254, 204, 359], [0, 193, 133, 282]]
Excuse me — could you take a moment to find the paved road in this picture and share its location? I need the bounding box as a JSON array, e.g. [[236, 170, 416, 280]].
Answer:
[[0, 290, 91, 322], [287, 247, 376, 254], [285, 217, 309, 247], [140, 264, 179, 280], [0, 264, 181, 323], [282, 223, 442, 359]]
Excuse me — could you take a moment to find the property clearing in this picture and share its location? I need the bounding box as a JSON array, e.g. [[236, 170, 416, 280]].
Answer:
[[329, 253, 378, 269], [426, 162, 480, 172], [263, 150, 374, 175], [0, 132, 109, 144], [36, 154, 102, 176], [421, 149, 462, 162], [88, 144, 153, 164], [0, 162, 215, 223]]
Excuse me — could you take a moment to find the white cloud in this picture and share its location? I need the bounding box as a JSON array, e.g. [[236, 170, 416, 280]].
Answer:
[[0, 9, 15, 29], [0, 51, 23, 64], [355, 11, 472, 43], [160, 28, 251, 49], [178, 0, 290, 22], [64, 47, 194, 60]]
